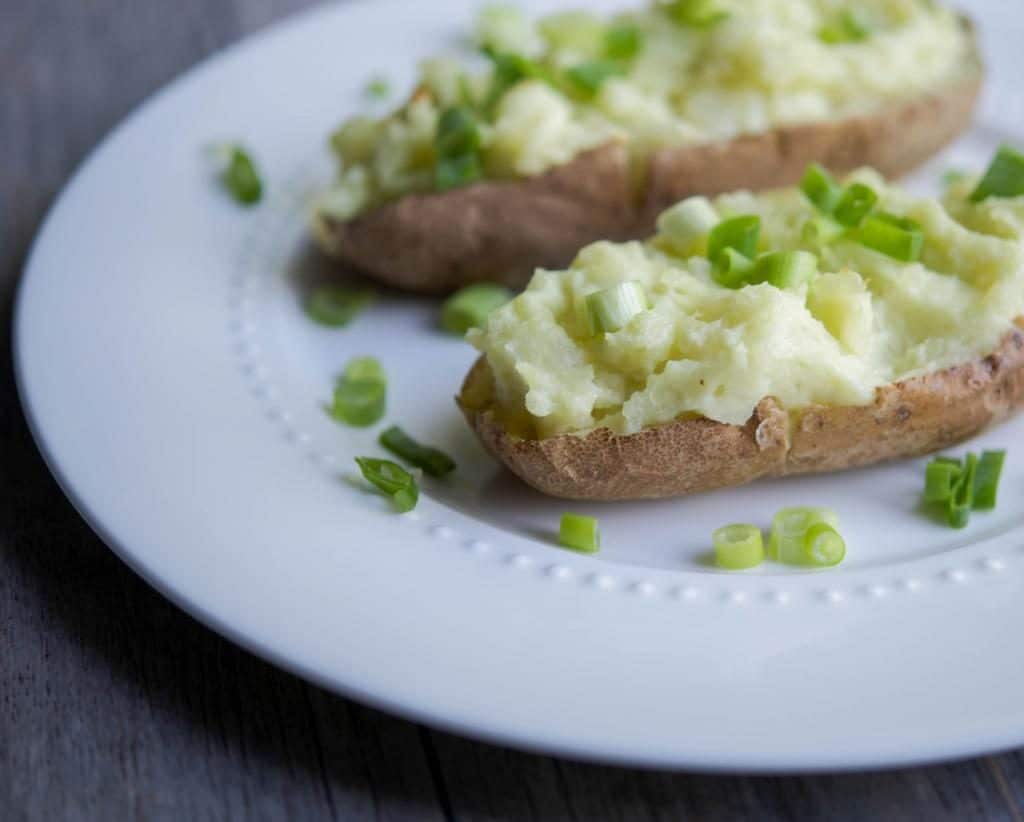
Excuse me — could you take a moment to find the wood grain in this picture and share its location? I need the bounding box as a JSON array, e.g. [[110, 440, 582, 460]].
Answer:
[[2, 1, 1023, 820]]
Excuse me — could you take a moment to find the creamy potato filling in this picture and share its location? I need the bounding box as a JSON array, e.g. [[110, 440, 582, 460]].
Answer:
[[469, 172, 1024, 437]]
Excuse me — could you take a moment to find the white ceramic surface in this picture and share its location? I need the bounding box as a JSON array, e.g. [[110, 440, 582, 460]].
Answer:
[[15, 0, 1024, 772]]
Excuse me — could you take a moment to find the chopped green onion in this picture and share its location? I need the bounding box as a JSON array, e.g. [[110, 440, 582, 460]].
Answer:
[[436, 153, 483, 191], [833, 183, 879, 228], [713, 524, 765, 570], [306, 285, 374, 328], [948, 452, 978, 528], [663, 0, 730, 28], [970, 145, 1024, 203], [586, 281, 647, 334], [923, 459, 961, 504], [933, 456, 963, 467], [482, 48, 558, 113], [365, 75, 391, 99], [435, 107, 483, 191], [801, 215, 846, 247], [566, 60, 624, 98], [802, 523, 847, 567], [221, 146, 263, 206], [656, 196, 719, 255], [707, 215, 761, 265], [379, 426, 456, 478], [768, 507, 839, 564], [355, 458, 419, 513], [801, 163, 842, 214], [858, 212, 925, 262], [605, 24, 644, 60], [559, 513, 600, 553], [712, 248, 755, 289], [440, 284, 513, 334], [753, 250, 818, 290], [819, 9, 872, 44], [973, 450, 1006, 510], [331, 356, 386, 427]]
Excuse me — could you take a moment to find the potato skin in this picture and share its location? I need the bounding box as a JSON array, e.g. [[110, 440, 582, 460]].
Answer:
[[456, 324, 1024, 501], [317, 24, 981, 295]]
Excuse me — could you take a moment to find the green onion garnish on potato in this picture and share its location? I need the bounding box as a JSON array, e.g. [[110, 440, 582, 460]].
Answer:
[[857, 212, 925, 262], [585, 281, 647, 334], [970, 145, 1024, 202]]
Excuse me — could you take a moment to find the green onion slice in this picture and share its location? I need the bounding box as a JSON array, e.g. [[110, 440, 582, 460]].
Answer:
[[355, 458, 419, 513], [559, 514, 600, 553], [833, 182, 879, 228], [712, 248, 755, 289], [923, 459, 961, 504], [605, 24, 644, 60], [566, 60, 624, 97], [585, 281, 647, 334], [708, 215, 761, 265], [753, 250, 818, 289], [858, 212, 925, 262], [365, 75, 391, 99], [663, 0, 730, 28], [801, 215, 846, 247], [801, 163, 842, 214], [819, 9, 872, 44], [222, 146, 263, 206], [331, 356, 386, 427], [482, 48, 558, 113], [306, 285, 374, 328], [379, 426, 456, 478], [970, 145, 1024, 202], [440, 284, 513, 334], [769, 507, 839, 564], [802, 523, 847, 567], [436, 153, 483, 192], [948, 452, 978, 528], [435, 106, 483, 191], [973, 450, 1006, 510], [713, 524, 765, 570]]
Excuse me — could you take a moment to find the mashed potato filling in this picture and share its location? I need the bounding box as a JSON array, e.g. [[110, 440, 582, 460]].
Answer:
[[323, 0, 971, 218], [468, 173, 1024, 437]]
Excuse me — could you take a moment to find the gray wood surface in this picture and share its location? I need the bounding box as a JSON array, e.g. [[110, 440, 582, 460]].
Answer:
[[3, 1, 1024, 819]]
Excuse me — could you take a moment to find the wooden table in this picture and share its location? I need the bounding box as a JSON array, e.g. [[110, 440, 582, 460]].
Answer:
[[4, 1, 1024, 818]]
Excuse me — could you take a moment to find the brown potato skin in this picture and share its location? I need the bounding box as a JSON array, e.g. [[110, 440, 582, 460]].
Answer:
[[456, 323, 1024, 501], [316, 24, 981, 295]]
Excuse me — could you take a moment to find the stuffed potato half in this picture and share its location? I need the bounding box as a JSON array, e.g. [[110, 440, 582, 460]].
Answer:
[[457, 162, 1024, 500], [315, 0, 981, 293]]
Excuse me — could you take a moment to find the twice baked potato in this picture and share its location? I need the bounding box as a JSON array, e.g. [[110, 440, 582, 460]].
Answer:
[[458, 160, 1024, 500], [315, 1, 982, 294]]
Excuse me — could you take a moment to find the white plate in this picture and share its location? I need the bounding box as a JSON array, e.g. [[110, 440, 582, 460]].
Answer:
[[15, 0, 1024, 772]]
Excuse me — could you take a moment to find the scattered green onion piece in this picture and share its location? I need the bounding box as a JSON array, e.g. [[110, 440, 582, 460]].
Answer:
[[585, 281, 647, 334], [801, 163, 842, 214], [973, 450, 1006, 510], [948, 453, 978, 528], [970, 145, 1024, 203], [858, 212, 925, 262], [306, 285, 374, 328], [801, 215, 846, 247], [819, 9, 872, 44], [440, 284, 513, 334], [712, 248, 755, 289], [656, 197, 719, 255], [379, 426, 456, 478], [768, 507, 839, 564], [566, 60, 624, 98], [833, 182, 879, 228], [713, 524, 765, 570], [923, 460, 961, 504], [355, 458, 419, 513], [605, 24, 644, 60], [436, 153, 483, 191], [753, 250, 818, 289], [365, 75, 391, 99], [663, 0, 730, 28], [933, 456, 963, 468], [331, 356, 386, 427], [802, 523, 847, 567], [707, 215, 761, 265], [221, 146, 263, 206], [482, 48, 558, 113], [435, 107, 483, 191], [559, 513, 600, 553]]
